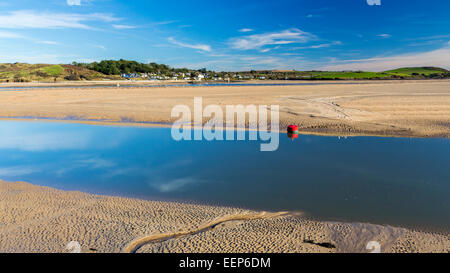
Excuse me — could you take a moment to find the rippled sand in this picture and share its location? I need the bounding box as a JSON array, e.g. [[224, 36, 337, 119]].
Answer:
[[1, 180, 448, 253]]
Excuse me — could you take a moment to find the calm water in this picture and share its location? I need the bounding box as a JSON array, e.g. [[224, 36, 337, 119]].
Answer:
[[0, 121, 449, 231], [0, 81, 365, 91]]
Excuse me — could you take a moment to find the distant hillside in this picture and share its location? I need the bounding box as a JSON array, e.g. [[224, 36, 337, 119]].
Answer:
[[283, 67, 449, 80], [0, 63, 120, 82], [0, 61, 448, 82], [384, 67, 449, 77]]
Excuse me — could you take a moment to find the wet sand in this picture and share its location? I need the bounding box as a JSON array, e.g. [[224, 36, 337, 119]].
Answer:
[[0, 80, 449, 138], [1, 180, 448, 253], [1, 80, 449, 253]]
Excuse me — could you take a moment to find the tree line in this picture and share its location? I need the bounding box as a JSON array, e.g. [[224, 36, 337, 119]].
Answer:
[[72, 59, 195, 75]]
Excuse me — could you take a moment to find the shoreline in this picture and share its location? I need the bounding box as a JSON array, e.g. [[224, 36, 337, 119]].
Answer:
[[0, 80, 449, 139], [1, 180, 448, 253], [1, 79, 449, 87], [0, 116, 448, 140]]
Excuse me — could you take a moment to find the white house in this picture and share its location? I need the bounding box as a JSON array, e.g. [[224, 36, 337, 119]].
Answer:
[[197, 74, 205, 81]]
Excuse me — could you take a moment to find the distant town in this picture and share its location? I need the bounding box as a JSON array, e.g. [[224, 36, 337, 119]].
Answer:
[[0, 59, 449, 83], [69, 60, 450, 81]]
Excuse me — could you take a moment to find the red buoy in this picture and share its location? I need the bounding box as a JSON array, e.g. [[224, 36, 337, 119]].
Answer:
[[287, 125, 299, 133]]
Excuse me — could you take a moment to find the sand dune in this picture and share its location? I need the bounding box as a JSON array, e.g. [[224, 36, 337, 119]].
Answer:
[[1, 180, 448, 253]]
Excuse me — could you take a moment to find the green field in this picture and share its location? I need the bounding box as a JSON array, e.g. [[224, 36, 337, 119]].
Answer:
[[0, 63, 120, 82], [40, 65, 64, 77], [384, 67, 448, 77], [305, 71, 391, 79], [296, 67, 449, 80], [0, 62, 448, 82]]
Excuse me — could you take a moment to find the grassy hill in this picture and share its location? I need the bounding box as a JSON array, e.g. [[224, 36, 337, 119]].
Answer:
[[297, 67, 449, 80], [384, 67, 448, 77], [0, 62, 448, 82], [0, 63, 120, 82]]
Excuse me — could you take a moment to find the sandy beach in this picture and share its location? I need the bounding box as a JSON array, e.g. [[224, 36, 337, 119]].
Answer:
[[1, 80, 449, 253], [2, 0, 449, 260], [0, 180, 448, 253], [0, 80, 449, 138]]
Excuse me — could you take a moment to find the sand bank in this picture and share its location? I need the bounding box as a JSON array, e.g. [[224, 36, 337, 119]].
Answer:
[[0, 80, 449, 138], [0, 180, 448, 253]]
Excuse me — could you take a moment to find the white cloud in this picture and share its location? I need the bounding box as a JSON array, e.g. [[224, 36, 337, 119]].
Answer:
[[37, 40, 61, 45], [294, 41, 342, 49], [229, 28, 316, 50], [168, 37, 211, 52], [90, 44, 106, 50], [0, 10, 119, 29], [306, 14, 322, 18], [320, 47, 450, 71], [67, 0, 81, 6], [310, 44, 331, 49], [0, 31, 62, 46], [0, 31, 24, 39], [377, 34, 391, 39], [0, 53, 63, 63], [238, 28, 254, 32], [310, 43, 332, 49], [175, 53, 316, 71], [112, 24, 137, 30], [153, 20, 178, 26]]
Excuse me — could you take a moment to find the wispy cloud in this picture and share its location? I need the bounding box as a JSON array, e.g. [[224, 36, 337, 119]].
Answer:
[[67, 0, 81, 6], [0, 53, 64, 63], [37, 40, 61, 45], [306, 14, 322, 18], [112, 24, 137, 30], [0, 30, 24, 39], [377, 34, 391, 39], [0, 31, 61, 46], [153, 20, 178, 26], [0, 10, 119, 29], [91, 44, 106, 50], [293, 41, 342, 49], [168, 37, 211, 52], [229, 28, 316, 50], [238, 28, 254, 32], [404, 34, 450, 41], [112, 20, 176, 30], [320, 47, 450, 71], [174, 53, 317, 71]]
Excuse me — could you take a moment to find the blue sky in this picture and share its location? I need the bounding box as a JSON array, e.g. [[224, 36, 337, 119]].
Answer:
[[0, 0, 449, 71]]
